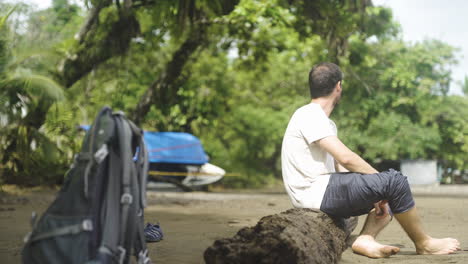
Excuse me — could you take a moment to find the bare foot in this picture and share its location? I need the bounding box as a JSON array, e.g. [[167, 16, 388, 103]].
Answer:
[[416, 237, 461, 255], [352, 235, 400, 258]]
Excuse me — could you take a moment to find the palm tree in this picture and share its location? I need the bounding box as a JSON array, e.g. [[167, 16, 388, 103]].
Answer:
[[0, 8, 66, 185]]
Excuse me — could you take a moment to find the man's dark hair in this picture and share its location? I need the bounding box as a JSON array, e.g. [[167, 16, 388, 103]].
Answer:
[[308, 62, 343, 98]]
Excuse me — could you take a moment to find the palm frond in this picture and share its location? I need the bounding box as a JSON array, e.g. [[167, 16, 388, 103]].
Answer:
[[0, 6, 16, 29], [8, 49, 60, 70], [44, 101, 75, 134], [5, 69, 65, 102], [0, 7, 17, 76]]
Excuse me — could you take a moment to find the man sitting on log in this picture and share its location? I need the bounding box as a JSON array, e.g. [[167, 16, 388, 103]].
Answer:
[[281, 62, 460, 258]]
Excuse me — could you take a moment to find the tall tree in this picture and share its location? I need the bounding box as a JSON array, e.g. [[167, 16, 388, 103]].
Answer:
[[57, 0, 138, 87], [0, 9, 66, 185], [129, 0, 239, 124]]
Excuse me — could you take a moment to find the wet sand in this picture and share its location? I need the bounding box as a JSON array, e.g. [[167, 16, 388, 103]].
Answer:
[[1, 186, 467, 263]]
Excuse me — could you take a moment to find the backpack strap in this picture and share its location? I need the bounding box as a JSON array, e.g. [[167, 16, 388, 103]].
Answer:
[[118, 113, 146, 263], [115, 115, 134, 249], [134, 134, 150, 263], [27, 219, 93, 243], [139, 134, 149, 208], [129, 121, 149, 208], [97, 118, 124, 263], [97, 112, 151, 264], [124, 118, 151, 263], [82, 107, 112, 198], [135, 217, 150, 264], [119, 117, 149, 208]]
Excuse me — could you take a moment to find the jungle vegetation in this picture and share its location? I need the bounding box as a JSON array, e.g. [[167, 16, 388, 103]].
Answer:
[[0, 0, 467, 187]]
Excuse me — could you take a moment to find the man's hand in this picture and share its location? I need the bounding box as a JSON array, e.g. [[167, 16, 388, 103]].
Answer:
[[374, 200, 389, 219]]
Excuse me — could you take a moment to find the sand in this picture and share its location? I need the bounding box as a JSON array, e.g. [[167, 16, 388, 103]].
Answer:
[[1, 186, 467, 263]]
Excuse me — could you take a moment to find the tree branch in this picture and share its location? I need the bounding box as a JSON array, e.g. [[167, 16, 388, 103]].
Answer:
[[130, 23, 208, 125], [58, 1, 139, 88], [75, 0, 112, 44]]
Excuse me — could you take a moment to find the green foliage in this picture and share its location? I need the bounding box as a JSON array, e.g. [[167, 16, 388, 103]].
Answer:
[[201, 33, 326, 183], [224, 0, 296, 66], [0, 8, 69, 186], [0, 6, 15, 75], [1, 0, 467, 187], [335, 36, 464, 172], [0, 6, 15, 29], [433, 96, 468, 170]]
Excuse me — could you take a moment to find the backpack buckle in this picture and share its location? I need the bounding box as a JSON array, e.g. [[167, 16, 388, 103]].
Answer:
[[121, 193, 133, 205], [30, 211, 38, 228], [23, 232, 32, 243], [138, 249, 150, 264], [117, 246, 126, 264], [94, 144, 109, 163], [82, 219, 93, 231]]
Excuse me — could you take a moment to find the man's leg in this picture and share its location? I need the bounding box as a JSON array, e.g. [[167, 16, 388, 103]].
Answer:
[[351, 208, 400, 258], [394, 206, 460, 254], [321, 173, 400, 258], [322, 170, 460, 257]]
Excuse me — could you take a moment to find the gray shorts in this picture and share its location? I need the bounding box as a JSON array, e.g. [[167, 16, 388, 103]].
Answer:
[[320, 169, 415, 218]]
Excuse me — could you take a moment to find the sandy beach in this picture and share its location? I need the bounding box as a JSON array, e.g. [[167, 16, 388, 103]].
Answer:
[[1, 185, 467, 263]]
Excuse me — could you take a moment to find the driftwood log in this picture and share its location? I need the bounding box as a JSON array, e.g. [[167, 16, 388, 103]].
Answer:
[[204, 208, 358, 264]]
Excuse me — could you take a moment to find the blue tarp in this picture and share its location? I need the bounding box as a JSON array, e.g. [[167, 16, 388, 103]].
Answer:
[[79, 126, 209, 165], [144, 132, 208, 165]]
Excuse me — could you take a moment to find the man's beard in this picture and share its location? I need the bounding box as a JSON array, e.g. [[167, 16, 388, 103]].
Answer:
[[333, 93, 341, 107]]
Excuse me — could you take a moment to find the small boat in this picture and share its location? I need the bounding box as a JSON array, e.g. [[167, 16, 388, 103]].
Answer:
[[145, 131, 225, 189], [79, 126, 225, 190]]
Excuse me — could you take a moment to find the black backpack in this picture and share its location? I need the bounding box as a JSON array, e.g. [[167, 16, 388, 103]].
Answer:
[[21, 107, 151, 264]]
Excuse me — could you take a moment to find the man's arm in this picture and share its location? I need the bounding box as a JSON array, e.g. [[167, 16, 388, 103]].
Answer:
[[316, 136, 378, 174], [317, 135, 389, 218], [335, 159, 349, 173]]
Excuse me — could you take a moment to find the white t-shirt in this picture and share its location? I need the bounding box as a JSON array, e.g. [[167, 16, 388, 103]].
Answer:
[[281, 103, 337, 208]]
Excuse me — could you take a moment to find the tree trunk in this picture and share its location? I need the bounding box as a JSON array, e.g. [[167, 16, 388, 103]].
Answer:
[[204, 208, 357, 264], [58, 2, 139, 88], [130, 23, 208, 125]]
